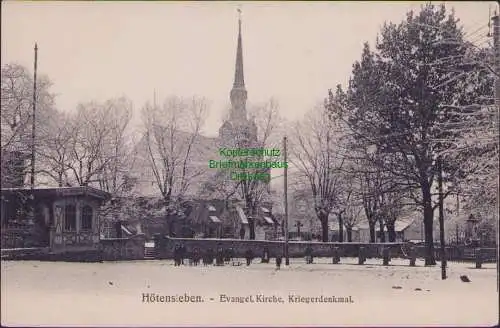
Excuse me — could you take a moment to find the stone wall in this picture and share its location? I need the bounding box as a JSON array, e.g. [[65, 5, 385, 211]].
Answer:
[[101, 235, 146, 260], [155, 236, 406, 259]]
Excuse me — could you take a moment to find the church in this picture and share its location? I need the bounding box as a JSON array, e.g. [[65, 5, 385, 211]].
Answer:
[[131, 15, 280, 240]]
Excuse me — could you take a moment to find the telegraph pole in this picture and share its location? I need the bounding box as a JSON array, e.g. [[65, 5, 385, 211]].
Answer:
[[438, 157, 447, 280], [283, 136, 289, 265], [29, 43, 38, 225], [491, 11, 499, 292]]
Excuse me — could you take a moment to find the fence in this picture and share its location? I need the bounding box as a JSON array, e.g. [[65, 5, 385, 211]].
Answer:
[[153, 235, 408, 259], [421, 246, 498, 263]]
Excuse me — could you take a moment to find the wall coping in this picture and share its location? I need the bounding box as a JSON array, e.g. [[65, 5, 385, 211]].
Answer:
[[160, 236, 405, 247]]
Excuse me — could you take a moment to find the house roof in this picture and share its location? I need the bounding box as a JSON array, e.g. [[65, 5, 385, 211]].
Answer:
[[1, 186, 111, 201], [209, 215, 222, 223], [356, 219, 416, 232], [330, 218, 416, 232], [186, 199, 228, 225], [236, 206, 249, 224], [329, 221, 360, 231], [263, 216, 274, 224]]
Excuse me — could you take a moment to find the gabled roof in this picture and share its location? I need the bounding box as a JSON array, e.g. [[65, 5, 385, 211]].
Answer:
[[329, 221, 360, 231], [356, 218, 417, 232], [236, 206, 248, 224], [186, 199, 228, 224], [1, 186, 111, 201]]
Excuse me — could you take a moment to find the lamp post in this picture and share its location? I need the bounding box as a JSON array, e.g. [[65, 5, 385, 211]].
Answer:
[[283, 136, 289, 265], [28, 43, 38, 226]]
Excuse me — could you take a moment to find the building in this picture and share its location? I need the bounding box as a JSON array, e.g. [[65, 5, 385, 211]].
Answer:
[[357, 218, 422, 243], [130, 15, 275, 240], [1, 186, 110, 253], [329, 221, 361, 242], [182, 199, 279, 240]]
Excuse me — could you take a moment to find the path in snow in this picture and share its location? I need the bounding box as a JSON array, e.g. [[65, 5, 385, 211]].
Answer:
[[1, 258, 498, 326]]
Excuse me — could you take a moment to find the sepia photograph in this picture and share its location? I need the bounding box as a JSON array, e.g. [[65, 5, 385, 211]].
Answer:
[[1, 1, 499, 326]]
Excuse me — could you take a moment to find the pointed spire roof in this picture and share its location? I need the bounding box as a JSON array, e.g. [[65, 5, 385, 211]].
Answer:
[[233, 10, 245, 89]]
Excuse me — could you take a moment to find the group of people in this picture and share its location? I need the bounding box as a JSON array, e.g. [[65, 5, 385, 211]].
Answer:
[[172, 244, 285, 269], [173, 244, 187, 266], [173, 244, 237, 266]]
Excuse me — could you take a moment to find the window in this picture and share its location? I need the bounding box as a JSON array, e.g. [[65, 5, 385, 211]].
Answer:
[[81, 205, 93, 230], [64, 204, 77, 231]]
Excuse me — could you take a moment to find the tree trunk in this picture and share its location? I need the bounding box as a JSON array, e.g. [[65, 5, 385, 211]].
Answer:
[[346, 227, 353, 242], [249, 218, 255, 240], [386, 221, 396, 242], [369, 221, 376, 243], [167, 217, 175, 237], [58, 172, 63, 187], [378, 218, 385, 242], [338, 213, 344, 242], [422, 181, 436, 265], [319, 213, 329, 242]]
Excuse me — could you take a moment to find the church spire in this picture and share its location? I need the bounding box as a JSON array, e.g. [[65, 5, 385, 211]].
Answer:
[[233, 8, 245, 88], [229, 8, 248, 124]]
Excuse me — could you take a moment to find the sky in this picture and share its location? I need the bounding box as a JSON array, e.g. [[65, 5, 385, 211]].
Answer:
[[1, 1, 497, 138]]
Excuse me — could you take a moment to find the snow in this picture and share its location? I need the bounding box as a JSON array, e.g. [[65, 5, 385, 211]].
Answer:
[[1, 258, 498, 326]]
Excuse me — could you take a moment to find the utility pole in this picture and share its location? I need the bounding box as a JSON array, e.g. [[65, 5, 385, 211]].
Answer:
[[283, 136, 289, 265], [438, 157, 447, 280], [29, 43, 38, 225], [491, 11, 499, 292]]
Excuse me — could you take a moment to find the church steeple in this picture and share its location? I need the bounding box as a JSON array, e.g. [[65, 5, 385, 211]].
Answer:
[[233, 12, 245, 88], [229, 9, 248, 123]]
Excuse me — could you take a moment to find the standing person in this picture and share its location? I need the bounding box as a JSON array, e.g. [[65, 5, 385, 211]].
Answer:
[[245, 249, 254, 266], [216, 245, 224, 266], [192, 247, 200, 266], [228, 247, 235, 264], [180, 244, 186, 265], [173, 244, 180, 266], [275, 253, 283, 270], [262, 247, 270, 263], [223, 248, 230, 265], [305, 245, 313, 264], [207, 248, 214, 265]]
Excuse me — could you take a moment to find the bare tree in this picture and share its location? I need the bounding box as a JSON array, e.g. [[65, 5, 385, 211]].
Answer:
[[139, 95, 209, 235], [290, 103, 349, 242], [343, 199, 363, 242], [236, 99, 283, 238], [52, 97, 134, 190], [37, 111, 73, 186], [201, 98, 283, 239], [1, 63, 56, 187]]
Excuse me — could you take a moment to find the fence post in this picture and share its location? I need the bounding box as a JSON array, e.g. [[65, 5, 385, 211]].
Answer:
[[332, 247, 340, 264], [475, 247, 483, 269], [409, 246, 416, 267], [382, 247, 391, 266], [358, 247, 366, 265]]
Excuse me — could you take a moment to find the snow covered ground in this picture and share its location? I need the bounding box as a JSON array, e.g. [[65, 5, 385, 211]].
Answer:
[[1, 257, 498, 326]]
